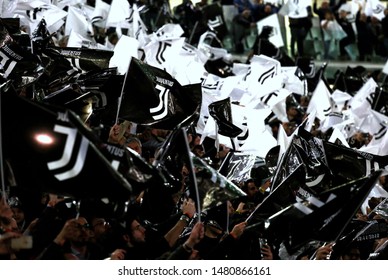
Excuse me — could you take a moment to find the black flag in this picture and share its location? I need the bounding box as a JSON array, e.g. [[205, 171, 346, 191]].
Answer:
[[265, 171, 381, 254], [118, 58, 202, 130], [0, 19, 44, 88], [208, 97, 242, 138], [2, 93, 132, 200]]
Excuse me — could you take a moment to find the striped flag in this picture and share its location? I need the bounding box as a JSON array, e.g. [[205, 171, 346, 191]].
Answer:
[[350, 77, 378, 119]]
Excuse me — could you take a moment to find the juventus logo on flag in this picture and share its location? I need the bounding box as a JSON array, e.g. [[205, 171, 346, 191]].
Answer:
[[258, 66, 276, 85], [0, 49, 18, 78], [237, 122, 249, 148], [26, 8, 46, 21], [150, 84, 170, 120], [156, 42, 171, 64], [47, 125, 89, 181], [373, 3, 385, 14], [208, 15, 223, 29]]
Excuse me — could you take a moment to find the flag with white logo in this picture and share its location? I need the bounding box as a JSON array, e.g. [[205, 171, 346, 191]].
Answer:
[[0, 20, 44, 88], [202, 3, 228, 39], [118, 58, 202, 129], [1, 93, 133, 200]]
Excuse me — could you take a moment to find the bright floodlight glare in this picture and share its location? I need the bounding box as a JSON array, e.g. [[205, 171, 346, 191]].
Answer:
[[35, 133, 54, 145]]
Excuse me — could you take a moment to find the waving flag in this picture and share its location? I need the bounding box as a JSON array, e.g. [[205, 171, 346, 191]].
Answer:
[[265, 171, 381, 254], [105, 0, 131, 28], [0, 19, 44, 88], [109, 35, 139, 74], [64, 4, 94, 38], [256, 14, 284, 48], [202, 2, 228, 39], [13, 0, 68, 35], [350, 77, 378, 119], [208, 97, 242, 138], [279, 0, 311, 18], [239, 55, 282, 106], [365, 0, 386, 21], [118, 58, 202, 129], [2, 94, 132, 200], [307, 79, 332, 121], [91, 0, 111, 28]]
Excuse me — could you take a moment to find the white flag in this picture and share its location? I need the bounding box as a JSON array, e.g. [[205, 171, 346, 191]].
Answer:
[[364, 0, 386, 21], [280, 0, 310, 18], [331, 89, 353, 113], [383, 59, 388, 75], [91, 0, 111, 28], [239, 55, 282, 106], [281, 66, 306, 96], [350, 77, 378, 119], [65, 5, 94, 38], [220, 106, 277, 158], [106, 0, 131, 27], [143, 37, 185, 77], [307, 79, 332, 121], [109, 35, 139, 74], [67, 30, 107, 49], [328, 127, 350, 148], [256, 14, 284, 48], [14, 1, 68, 35]]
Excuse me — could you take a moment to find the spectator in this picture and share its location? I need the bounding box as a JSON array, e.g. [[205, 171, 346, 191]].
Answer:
[[232, 8, 256, 53], [37, 217, 106, 260], [355, 4, 374, 61], [126, 136, 143, 156], [289, 6, 313, 58], [109, 199, 195, 260], [336, 7, 356, 60], [321, 10, 337, 60]]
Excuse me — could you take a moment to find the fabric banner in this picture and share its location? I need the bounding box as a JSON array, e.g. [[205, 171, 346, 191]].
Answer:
[[256, 14, 284, 48]]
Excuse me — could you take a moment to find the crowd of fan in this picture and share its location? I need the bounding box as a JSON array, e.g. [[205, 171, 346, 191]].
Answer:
[[172, 0, 388, 61], [1, 96, 388, 260], [1, 0, 388, 261]]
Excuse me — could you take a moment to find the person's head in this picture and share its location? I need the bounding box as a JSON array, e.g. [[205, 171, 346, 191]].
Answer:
[[339, 8, 348, 19], [8, 197, 25, 227], [321, 1, 329, 9], [242, 9, 251, 18], [341, 244, 361, 260], [90, 217, 111, 240], [123, 209, 146, 247], [71, 217, 92, 247], [126, 219, 146, 246], [0, 194, 13, 220], [371, 16, 380, 25], [192, 145, 205, 157], [324, 10, 334, 20], [126, 137, 142, 155], [243, 179, 258, 198], [283, 121, 298, 136], [264, 4, 272, 14], [360, 12, 367, 22]]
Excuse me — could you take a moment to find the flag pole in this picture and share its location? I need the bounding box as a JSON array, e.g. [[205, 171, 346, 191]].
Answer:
[[115, 59, 131, 124], [182, 127, 201, 222], [0, 92, 7, 201]]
